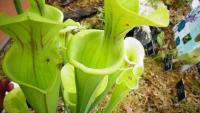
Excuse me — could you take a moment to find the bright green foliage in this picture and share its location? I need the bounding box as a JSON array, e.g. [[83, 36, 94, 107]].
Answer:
[[0, 0, 169, 113], [157, 32, 165, 47], [4, 88, 28, 113], [0, 0, 77, 113], [103, 38, 144, 113], [13, 0, 24, 14], [61, 0, 169, 113], [61, 63, 76, 113]]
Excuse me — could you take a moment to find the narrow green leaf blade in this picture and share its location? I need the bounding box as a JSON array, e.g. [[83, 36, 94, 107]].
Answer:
[[61, 64, 77, 113], [75, 69, 105, 113], [88, 72, 120, 112], [103, 84, 129, 113]]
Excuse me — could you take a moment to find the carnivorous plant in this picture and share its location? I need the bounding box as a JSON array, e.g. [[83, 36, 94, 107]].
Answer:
[[61, 0, 169, 113], [0, 0, 169, 113], [0, 0, 77, 113]]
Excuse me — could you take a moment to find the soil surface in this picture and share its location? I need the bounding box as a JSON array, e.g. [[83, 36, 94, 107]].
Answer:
[[50, 0, 102, 20], [110, 58, 200, 113]]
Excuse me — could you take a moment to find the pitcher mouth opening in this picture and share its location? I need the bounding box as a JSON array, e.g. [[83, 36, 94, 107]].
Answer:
[[68, 29, 125, 75], [69, 55, 124, 75]]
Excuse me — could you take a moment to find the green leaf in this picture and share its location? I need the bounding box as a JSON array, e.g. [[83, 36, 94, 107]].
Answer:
[[116, 69, 139, 90], [75, 69, 107, 113], [119, 0, 139, 13], [103, 83, 129, 113], [61, 64, 77, 113], [157, 32, 165, 47], [0, 4, 71, 113], [88, 72, 120, 112], [28, 0, 46, 16], [67, 29, 124, 113], [103, 37, 145, 113], [103, 66, 142, 113], [4, 88, 28, 113], [68, 29, 124, 75], [61, 64, 76, 94], [95, 75, 108, 97], [13, 0, 24, 14], [132, 62, 144, 77], [61, 63, 109, 113], [104, 0, 169, 40]]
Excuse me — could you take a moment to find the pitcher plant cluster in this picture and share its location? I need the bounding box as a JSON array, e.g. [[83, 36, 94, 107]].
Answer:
[[0, 0, 169, 113]]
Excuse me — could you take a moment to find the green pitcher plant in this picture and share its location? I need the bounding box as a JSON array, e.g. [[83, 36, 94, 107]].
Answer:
[[0, 0, 169, 113], [4, 88, 28, 113], [0, 0, 78, 113], [61, 0, 169, 113]]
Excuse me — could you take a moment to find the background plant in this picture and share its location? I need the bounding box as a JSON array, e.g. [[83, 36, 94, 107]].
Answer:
[[148, 0, 193, 7]]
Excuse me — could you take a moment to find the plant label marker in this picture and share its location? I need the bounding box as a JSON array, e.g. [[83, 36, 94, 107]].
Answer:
[[144, 41, 155, 56], [176, 79, 186, 102], [196, 62, 200, 77], [126, 27, 156, 56], [150, 27, 162, 41], [164, 55, 173, 71], [133, 27, 152, 46], [173, 6, 200, 64]]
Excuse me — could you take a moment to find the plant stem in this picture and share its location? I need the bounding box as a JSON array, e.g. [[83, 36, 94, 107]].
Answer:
[[13, 0, 23, 14], [103, 84, 129, 113], [34, 0, 45, 16]]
